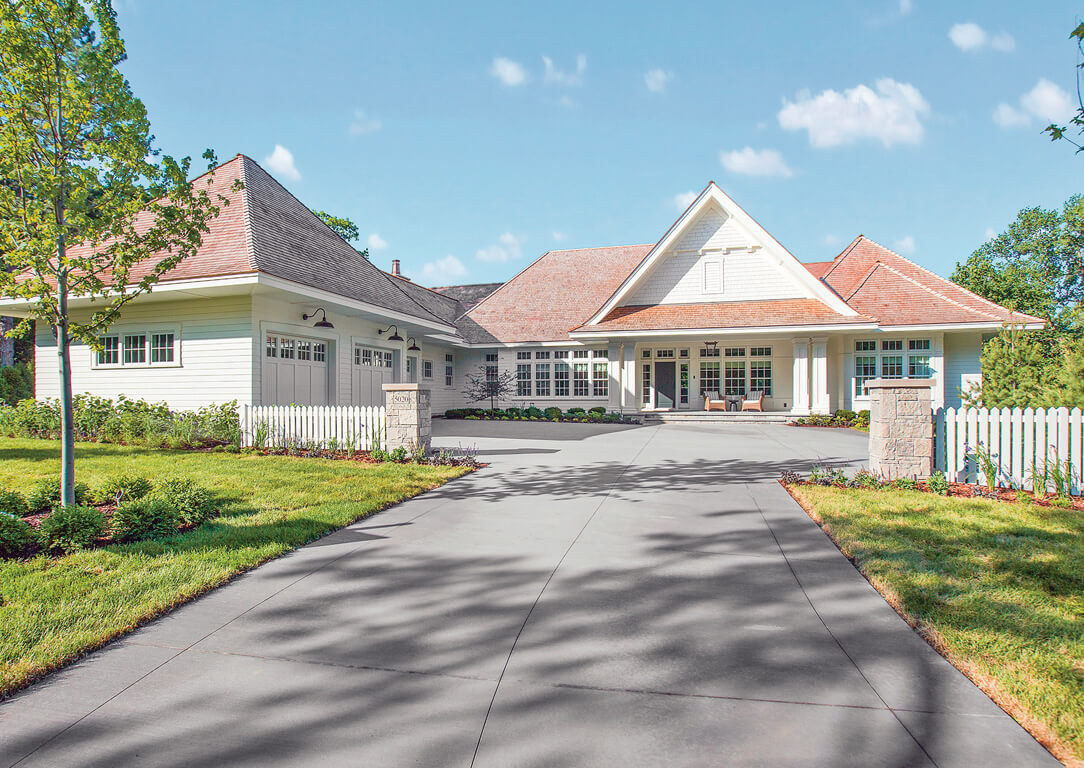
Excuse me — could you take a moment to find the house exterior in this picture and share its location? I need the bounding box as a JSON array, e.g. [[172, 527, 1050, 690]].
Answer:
[[1, 154, 1043, 417]]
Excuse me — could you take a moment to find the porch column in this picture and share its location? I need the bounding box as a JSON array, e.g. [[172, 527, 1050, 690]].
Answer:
[[791, 338, 810, 415], [811, 337, 829, 414], [607, 341, 622, 411], [620, 343, 637, 413]]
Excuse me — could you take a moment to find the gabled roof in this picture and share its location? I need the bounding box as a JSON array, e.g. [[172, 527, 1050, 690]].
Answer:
[[384, 274, 465, 325], [57, 155, 450, 328], [819, 236, 1045, 327], [574, 299, 873, 334], [430, 282, 503, 310], [458, 245, 653, 343]]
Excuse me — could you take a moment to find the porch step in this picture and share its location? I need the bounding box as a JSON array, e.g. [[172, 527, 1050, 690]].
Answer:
[[642, 411, 793, 424]]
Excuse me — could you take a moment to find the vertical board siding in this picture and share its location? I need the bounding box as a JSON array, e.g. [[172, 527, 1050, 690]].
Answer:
[[239, 404, 386, 450], [934, 406, 1084, 491]]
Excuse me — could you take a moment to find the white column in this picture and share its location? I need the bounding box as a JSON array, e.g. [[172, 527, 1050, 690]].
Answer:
[[811, 337, 829, 414], [608, 342, 622, 411], [792, 338, 810, 415]]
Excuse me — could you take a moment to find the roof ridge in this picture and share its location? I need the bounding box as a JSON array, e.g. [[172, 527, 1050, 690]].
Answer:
[[867, 260, 1005, 321], [545, 243, 656, 254], [844, 261, 883, 302], [237, 156, 257, 271], [822, 235, 865, 280]]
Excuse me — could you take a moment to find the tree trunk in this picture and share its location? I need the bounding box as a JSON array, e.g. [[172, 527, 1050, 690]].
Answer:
[[57, 273, 76, 507]]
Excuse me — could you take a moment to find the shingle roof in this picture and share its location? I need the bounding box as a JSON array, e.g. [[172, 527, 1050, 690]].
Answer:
[[579, 299, 872, 333], [430, 283, 503, 310], [459, 245, 654, 343], [384, 275, 465, 325]]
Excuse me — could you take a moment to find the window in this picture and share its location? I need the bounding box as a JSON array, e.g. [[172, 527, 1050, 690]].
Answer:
[[724, 360, 745, 395], [642, 349, 651, 359], [593, 362, 608, 397], [516, 350, 531, 360], [313, 343, 326, 363], [655, 349, 675, 359], [592, 349, 608, 359], [882, 354, 903, 378], [355, 347, 392, 368], [423, 360, 433, 379], [265, 335, 277, 359], [151, 333, 174, 364], [750, 346, 772, 357], [555, 362, 570, 396], [297, 340, 312, 361], [699, 361, 720, 396], [123, 334, 146, 364], [535, 363, 550, 396], [554, 350, 569, 359], [855, 354, 877, 396], [703, 260, 723, 293], [485, 351, 498, 382], [573, 362, 589, 396], [281, 338, 295, 360], [700, 345, 720, 358], [724, 347, 745, 358], [445, 354, 454, 387], [355, 347, 371, 366], [909, 339, 931, 351], [882, 339, 902, 352], [516, 363, 531, 395], [909, 354, 932, 378], [855, 340, 876, 353], [381, 351, 393, 368], [98, 335, 120, 365], [750, 360, 772, 395], [573, 350, 589, 359], [535, 350, 550, 360], [642, 363, 651, 404], [679, 349, 689, 358], [485, 351, 499, 362], [680, 362, 689, 404]]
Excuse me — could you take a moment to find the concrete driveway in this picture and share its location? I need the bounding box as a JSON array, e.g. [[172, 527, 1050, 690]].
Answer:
[[0, 421, 1058, 767]]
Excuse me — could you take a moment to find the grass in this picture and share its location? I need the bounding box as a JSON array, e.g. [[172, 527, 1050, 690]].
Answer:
[[0, 438, 470, 696], [788, 483, 1084, 766]]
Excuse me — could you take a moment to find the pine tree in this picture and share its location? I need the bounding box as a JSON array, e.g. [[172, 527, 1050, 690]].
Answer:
[[978, 326, 1058, 408]]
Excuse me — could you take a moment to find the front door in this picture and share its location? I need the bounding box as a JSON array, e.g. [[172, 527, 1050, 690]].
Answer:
[[406, 355, 418, 383], [654, 361, 676, 409]]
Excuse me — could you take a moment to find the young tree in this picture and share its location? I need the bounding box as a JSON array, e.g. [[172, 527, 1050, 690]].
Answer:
[[462, 365, 516, 410], [975, 326, 1059, 408], [0, 0, 233, 506], [313, 210, 370, 259]]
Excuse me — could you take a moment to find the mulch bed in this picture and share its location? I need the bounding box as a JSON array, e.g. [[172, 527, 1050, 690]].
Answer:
[[785, 479, 1084, 510]]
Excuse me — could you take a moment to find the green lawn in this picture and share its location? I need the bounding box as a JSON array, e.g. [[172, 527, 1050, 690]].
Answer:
[[789, 484, 1083, 765], [0, 438, 470, 696]]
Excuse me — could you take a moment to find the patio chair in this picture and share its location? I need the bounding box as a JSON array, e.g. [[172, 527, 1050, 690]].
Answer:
[[741, 391, 765, 412], [704, 391, 726, 411]]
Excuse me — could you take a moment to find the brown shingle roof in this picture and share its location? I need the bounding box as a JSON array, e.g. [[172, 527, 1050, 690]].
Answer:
[[460, 244, 653, 343], [579, 299, 872, 333]]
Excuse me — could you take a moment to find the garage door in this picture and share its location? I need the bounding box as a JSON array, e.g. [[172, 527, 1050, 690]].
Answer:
[[352, 345, 395, 406], [262, 334, 330, 406]]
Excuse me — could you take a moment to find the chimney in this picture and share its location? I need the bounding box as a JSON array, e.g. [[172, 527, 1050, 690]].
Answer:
[[391, 259, 401, 277]]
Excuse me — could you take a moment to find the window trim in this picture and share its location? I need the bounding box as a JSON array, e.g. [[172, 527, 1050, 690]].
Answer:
[[93, 324, 181, 370]]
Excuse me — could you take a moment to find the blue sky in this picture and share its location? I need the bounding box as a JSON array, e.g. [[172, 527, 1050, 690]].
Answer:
[[116, 0, 1081, 287]]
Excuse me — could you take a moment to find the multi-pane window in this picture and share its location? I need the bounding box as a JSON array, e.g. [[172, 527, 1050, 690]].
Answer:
[[699, 361, 720, 396], [554, 351, 569, 359], [655, 349, 675, 359], [573, 350, 589, 359], [882, 339, 902, 352], [98, 335, 120, 365], [750, 360, 772, 395], [423, 360, 433, 379], [855, 344, 877, 396], [354, 347, 392, 368], [573, 363, 589, 396], [592, 362, 608, 396], [749, 346, 772, 357], [516, 363, 531, 396], [266, 335, 277, 358], [642, 349, 652, 359], [724, 360, 746, 395], [297, 340, 312, 361], [642, 364, 651, 404], [535, 350, 551, 360], [700, 345, 720, 358], [123, 334, 146, 364], [679, 349, 689, 358], [908, 339, 932, 377], [724, 347, 745, 358], [151, 333, 174, 363], [555, 362, 570, 396], [313, 343, 326, 363], [535, 364, 550, 396], [355, 347, 372, 366], [445, 354, 454, 387], [679, 363, 689, 404], [485, 351, 498, 381], [882, 354, 903, 378], [592, 349, 608, 359], [280, 338, 295, 360], [516, 350, 531, 360]]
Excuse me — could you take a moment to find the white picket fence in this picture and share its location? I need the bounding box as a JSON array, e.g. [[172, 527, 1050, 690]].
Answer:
[[239, 404, 386, 451], [934, 407, 1083, 493]]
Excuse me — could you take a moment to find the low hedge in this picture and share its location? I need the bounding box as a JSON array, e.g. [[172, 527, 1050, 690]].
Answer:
[[793, 409, 870, 428], [39, 505, 106, 554], [444, 407, 636, 424]]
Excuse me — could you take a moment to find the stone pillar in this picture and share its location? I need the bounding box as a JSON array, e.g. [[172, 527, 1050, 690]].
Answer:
[[382, 383, 431, 453], [867, 378, 934, 480]]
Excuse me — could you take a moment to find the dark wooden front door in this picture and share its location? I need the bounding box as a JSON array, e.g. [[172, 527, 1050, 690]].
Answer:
[[655, 361, 676, 408]]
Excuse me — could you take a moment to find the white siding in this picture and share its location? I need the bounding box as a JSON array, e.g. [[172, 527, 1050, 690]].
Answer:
[[622, 207, 806, 306], [35, 295, 253, 409], [943, 331, 983, 408]]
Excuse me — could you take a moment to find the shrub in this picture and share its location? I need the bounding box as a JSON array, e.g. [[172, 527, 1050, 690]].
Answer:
[[505, 407, 523, 418], [444, 409, 466, 419], [111, 497, 180, 543], [0, 513, 37, 558], [544, 407, 562, 419], [1014, 489, 1032, 505], [855, 410, 870, 426], [0, 362, 33, 407], [484, 409, 505, 419], [525, 406, 544, 419], [1050, 496, 1072, 508], [833, 409, 857, 424], [370, 447, 387, 461], [39, 505, 105, 554], [155, 477, 215, 526], [809, 465, 847, 486], [27, 478, 90, 513], [0, 489, 29, 518], [849, 468, 882, 489], [588, 406, 606, 416], [92, 474, 153, 505], [891, 477, 919, 490], [566, 407, 586, 416], [388, 446, 408, 463], [926, 470, 950, 496]]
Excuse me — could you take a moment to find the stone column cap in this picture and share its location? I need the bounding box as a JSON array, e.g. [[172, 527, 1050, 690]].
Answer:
[[382, 383, 428, 392], [865, 378, 935, 390]]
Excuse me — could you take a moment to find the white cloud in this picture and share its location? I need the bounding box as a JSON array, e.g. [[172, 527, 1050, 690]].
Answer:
[[421, 255, 467, 284], [490, 57, 527, 87], [994, 78, 1076, 129], [263, 145, 300, 182], [892, 235, 916, 254], [476, 232, 524, 263], [778, 78, 929, 148], [719, 147, 794, 177], [823, 234, 842, 246], [367, 233, 388, 251], [552, 231, 567, 242], [991, 32, 1016, 52], [673, 190, 699, 211], [949, 22, 1014, 53], [348, 109, 382, 136], [644, 68, 673, 93], [542, 54, 586, 86], [899, 0, 913, 15]]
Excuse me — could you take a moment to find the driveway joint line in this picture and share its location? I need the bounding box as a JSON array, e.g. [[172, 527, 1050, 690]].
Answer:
[[468, 426, 662, 768]]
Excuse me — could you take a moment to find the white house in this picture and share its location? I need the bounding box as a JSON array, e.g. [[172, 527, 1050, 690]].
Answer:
[[1, 154, 1043, 416]]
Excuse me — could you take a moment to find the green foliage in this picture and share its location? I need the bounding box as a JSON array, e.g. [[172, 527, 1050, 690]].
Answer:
[[544, 407, 562, 419], [0, 513, 37, 558], [926, 470, 950, 496], [972, 326, 1060, 408], [0, 489, 28, 518], [153, 477, 215, 526], [849, 468, 882, 489], [312, 210, 366, 256], [1059, 334, 1084, 408], [27, 477, 89, 513], [504, 407, 523, 418], [92, 474, 152, 505], [39, 505, 105, 554], [0, 362, 33, 406], [588, 406, 606, 416], [110, 497, 180, 543], [369, 447, 387, 461], [809, 466, 847, 486], [968, 442, 1000, 489], [891, 477, 919, 490], [1042, 22, 1084, 153], [388, 446, 408, 463], [525, 406, 544, 419]]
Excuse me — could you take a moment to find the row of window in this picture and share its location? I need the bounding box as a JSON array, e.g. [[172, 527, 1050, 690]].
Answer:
[[515, 361, 609, 397], [641, 346, 772, 359], [854, 339, 932, 396], [266, 335, 327, 363], [97, 332, 176, 367], [353, 346, 394, 369]]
